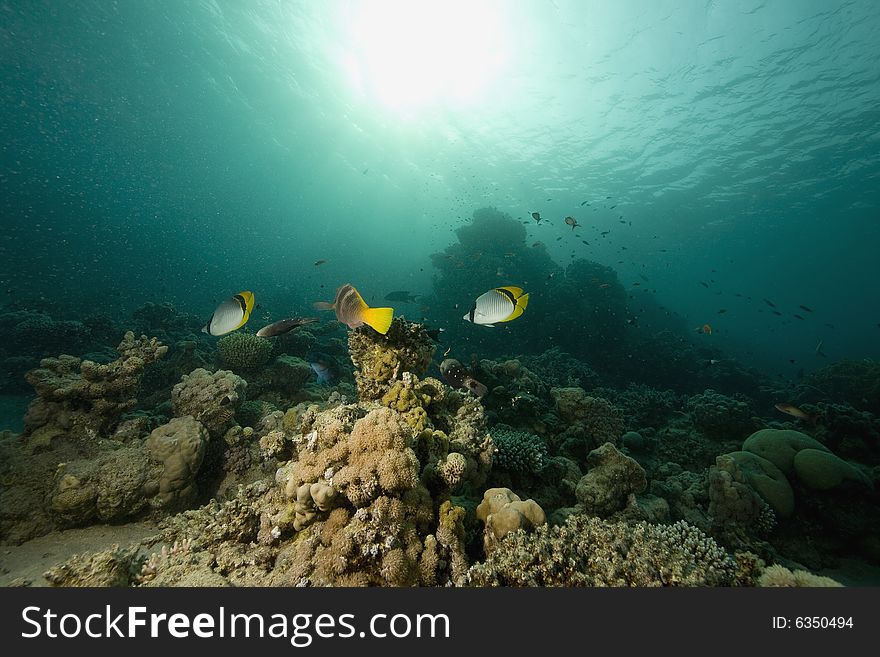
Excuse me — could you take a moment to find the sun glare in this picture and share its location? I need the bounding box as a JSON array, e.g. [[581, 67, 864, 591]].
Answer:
[[340, 0, 508, 113]]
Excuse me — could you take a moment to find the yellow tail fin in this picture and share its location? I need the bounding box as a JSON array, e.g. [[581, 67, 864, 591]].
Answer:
[[361, 306, 394, 335]]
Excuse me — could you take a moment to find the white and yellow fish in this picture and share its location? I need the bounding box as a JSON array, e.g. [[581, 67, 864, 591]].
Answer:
[[463, 286, 529, 327], [202, 291, 255, 336]]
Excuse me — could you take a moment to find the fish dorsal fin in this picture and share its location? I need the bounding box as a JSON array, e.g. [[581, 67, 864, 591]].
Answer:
[[234, 291, 255, 329], [496, 286, 524, 300]]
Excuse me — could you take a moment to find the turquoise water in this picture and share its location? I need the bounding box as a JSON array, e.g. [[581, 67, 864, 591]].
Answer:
[[1, 0, 879, 396]]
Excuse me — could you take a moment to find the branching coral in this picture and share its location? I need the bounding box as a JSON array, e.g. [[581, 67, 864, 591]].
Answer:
[[466, 516, 736, 586], [489, 425, 548, 474]]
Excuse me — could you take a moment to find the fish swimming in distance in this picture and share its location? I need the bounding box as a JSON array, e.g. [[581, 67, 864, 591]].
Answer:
[[763, 298, 776, 308], [440, 358, 488, 398], [256, 317, 318, 338], [530, 212, 542, 223], [315, 283, 393, 334], [463, 286, 529, 326], [314, 259, 327, 266], [774, 403, 816, 423], [799, 305, 813, 312], [564, 216, 580, 230], [384, 290, 420, 303], [310, 359, 337, 384], [203, 291, 255, 336]]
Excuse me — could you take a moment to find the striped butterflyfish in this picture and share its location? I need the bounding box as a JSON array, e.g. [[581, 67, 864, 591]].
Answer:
[[314, 283, 394, 335], [202, 291, 255, 336], [463, 286, 529, 326]]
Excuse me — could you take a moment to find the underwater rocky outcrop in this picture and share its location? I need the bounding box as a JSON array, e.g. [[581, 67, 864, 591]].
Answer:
[[23, 331, 168, 444]]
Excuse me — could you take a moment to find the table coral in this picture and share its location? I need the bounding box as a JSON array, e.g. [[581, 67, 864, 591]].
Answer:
[[23, 332, 167, 442]]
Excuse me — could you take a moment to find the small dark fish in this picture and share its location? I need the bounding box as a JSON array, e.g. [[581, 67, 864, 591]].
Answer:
[[546, 198, 552, 201], [639, 274, 649, 282], [440, 358, 487, 398], [600, 230, 610, 236], [700, 281, 709, 288], [256, 317, 318, 338], [799, 305, 813, 312], [531, 211, 542, 222], [609, 205, 617, 209], [580, 200, 589, 206], [556, 236, 562, 241], [362, 168, 369, 175], [564, 216, 580, 230], [793, 314, 805, 320], [384, 290, 420, 303], [772, 310, 783, 316], [314, 259, 327, 266], [717, 309, 727, 314], [581, 240, 590, 246], [763, 298, 776, 308]]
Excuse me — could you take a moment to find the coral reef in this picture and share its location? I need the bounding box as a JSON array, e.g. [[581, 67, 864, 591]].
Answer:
[[216, 332, 272, 371], [551, 388, 624, 463], [685, 388, 757, 441], [708, 453, 777, 543], [489, 425, 548, 474], [171, 368, 246, 437], [23, 332, 167, 442], [143, 416, 209, 509], [280, 406, 420, 509], [757, 564, 843, 587], [742, 428, 871, 491], [44, 544, 139, 587], [466, 516, 736, 586], [348, 319, 435, 401], [575, 442, 647, 517], [476, 487, 546, 553], [804, 359, 880, 415]]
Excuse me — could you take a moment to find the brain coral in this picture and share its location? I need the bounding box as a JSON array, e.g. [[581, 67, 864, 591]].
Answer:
[[216, 332, 272, 371]]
